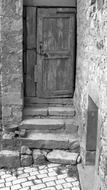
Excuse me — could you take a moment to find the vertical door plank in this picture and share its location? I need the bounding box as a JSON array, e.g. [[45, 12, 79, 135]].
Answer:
[[26, 7, 36, 49], [24, 7, 37, 97], [25, 50, 36, 97]]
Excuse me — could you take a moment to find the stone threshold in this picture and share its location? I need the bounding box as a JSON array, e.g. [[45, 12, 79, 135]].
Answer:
[[77, 164, 95, 190]]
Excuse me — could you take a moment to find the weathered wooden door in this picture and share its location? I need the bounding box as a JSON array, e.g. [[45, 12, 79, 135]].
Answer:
[[24, 7, 76, 103]]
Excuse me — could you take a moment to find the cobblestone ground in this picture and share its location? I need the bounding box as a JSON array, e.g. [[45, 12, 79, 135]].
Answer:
[[0, 163, 81, 190]]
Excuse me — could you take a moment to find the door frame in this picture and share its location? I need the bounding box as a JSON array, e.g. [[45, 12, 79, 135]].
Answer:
[[23, 0, 77, 105], [24, 0, 77, 7]]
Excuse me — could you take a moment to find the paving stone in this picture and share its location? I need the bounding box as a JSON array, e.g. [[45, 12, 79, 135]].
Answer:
[[11, 184, 21, 190], [0, 179, 5, 183], [42, 176, 57, 183], [47, 150, 79, 165], [22, 181, 34, 187], [12, 178, 27, 185], [31, 184, 46, 190], [0, 187, 10, 190], [21, 155, 33, 167], [43, 188, 56, 190], [56, 179, 66, 185], [63, 183, 73, 188], [0, 183, 5, 188], [27, 175, 36, 180], [34, 179, 42, 184], [37, 173, 48, 179], [46, 181, 56, 187], [72, 187, 81, 190], [56, 184, 63, 189], [65, 177, 76, 182], [57, 174, 67, 179], [48, 171, 57, 177], [29, 171, 39, 176], [5, 182, 12, 187], [0, 161, 80, 190], [0, 150, 20, 169], [18, 173, 29, 178], [6, 176, 17, 182]]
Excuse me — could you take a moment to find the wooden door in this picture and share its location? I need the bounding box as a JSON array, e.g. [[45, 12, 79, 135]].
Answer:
[[37, 8, 75, 98], [23, 7, 76, 103]]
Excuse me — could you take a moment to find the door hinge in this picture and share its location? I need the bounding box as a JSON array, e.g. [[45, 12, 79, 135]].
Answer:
[[34, 65, 38, 82]]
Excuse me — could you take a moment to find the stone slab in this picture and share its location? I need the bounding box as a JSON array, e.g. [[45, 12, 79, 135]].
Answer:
[[19, 118, 78, 134], [77, 164, 95, 190], [0, 150, 20, 168], [23, 107, 48, 116], [19, 131, 79, 150], [47, 150, 79, 165], [20, 119, 65, 130], [48, 107, 75, 116]]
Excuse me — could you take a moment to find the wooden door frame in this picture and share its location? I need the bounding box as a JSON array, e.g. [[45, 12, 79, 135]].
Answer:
[[24, 0, 77, 7]]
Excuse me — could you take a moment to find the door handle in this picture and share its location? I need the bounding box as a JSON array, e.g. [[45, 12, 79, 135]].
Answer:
[[39, 42, 48, 57], [39, 42, 43, 56]]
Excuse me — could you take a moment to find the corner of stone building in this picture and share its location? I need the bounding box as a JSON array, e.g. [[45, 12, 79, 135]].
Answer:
[[0, 0, 23, 131], [0, 0, 23, 150], [75, 0, 107, 189]]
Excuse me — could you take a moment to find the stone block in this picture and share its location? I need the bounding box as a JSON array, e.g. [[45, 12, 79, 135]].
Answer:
[[33, 149, 47, 165], [2, 106, 11, 117], [0, 150, 20, 168], [1, 138, 21, 151], [47, 150, 79, 165], [19, 129, 27, 137], [69, 141, 80, 153], [21, 146, 32, 155], [2, 0, 22, 17], [2, 93, 22, 105], [21, 155, 33, 167]]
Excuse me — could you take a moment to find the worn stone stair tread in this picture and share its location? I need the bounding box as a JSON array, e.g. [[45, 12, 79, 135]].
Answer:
[[20, 118, 64, 130], [23, 106, 75, 117], [19, 118, 78, 131], [24, 107, 48, 116], [48, 107, 75, 116], [19, 132, 79, 149]]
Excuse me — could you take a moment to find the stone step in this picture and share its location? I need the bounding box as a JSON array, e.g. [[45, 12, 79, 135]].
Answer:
[[19, 131, 79, 150], [19, 118, 78, 134], [23, 107, 76, 118]]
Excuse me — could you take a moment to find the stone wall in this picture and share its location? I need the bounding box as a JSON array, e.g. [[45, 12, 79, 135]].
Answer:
[[0, 0, 23, 130], [0, 1, 2, 131], [75, 0, 107, 189]]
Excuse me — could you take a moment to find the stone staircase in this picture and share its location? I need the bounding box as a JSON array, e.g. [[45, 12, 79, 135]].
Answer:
[[19, 100, 79, 152]]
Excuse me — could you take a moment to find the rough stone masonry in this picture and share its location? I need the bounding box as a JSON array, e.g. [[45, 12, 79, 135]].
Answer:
[[75, 0, 107, 189], [1, 0, 107, 190]]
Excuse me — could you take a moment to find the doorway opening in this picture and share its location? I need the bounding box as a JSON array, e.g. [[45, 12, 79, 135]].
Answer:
[[23, 0, 76, 108]]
